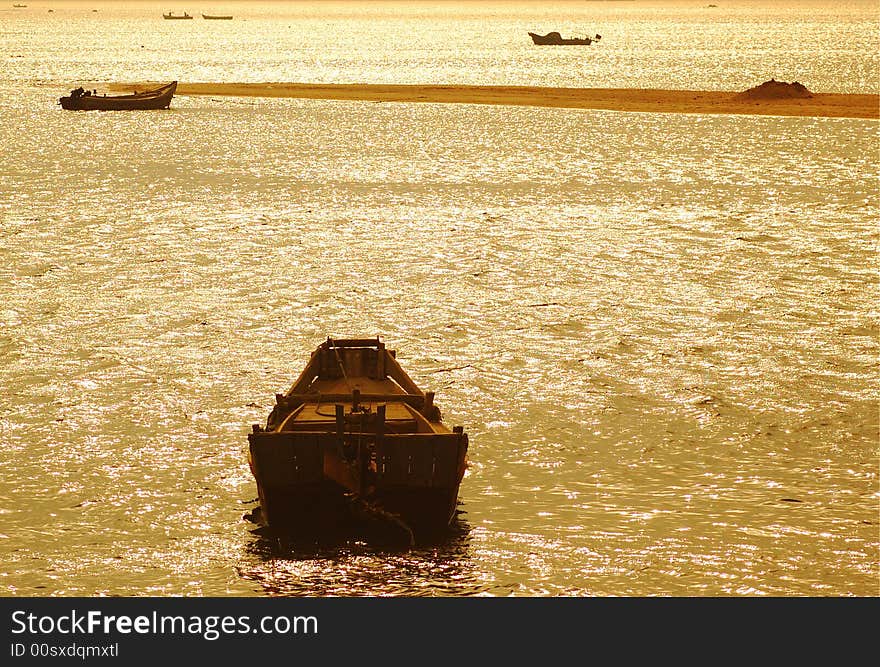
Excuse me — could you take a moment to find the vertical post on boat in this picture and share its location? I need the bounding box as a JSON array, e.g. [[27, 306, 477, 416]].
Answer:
[[366, 403, 386, 494], [375, 404, 386, 441], [423, 391, 435, 419], [335, 404, 345, 458], [376, 339, 386, 379], [335, 405, 345, 432]]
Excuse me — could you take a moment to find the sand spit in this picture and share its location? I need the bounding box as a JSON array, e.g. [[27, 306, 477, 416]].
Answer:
[[105, 82, 878, 119]]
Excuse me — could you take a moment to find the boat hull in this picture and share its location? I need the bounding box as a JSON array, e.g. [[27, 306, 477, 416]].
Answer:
[[247, 338, 468, 543], [59, 82, 177, 111], [529, 31, 595, 45], [248, 428, 467, 539]]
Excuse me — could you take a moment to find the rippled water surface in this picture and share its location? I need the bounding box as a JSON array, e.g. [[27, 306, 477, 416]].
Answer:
[[1, 1, 878, 597]]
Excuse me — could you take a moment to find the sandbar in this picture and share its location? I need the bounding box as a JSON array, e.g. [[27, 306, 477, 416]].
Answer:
[[105, 82, 878, 119]]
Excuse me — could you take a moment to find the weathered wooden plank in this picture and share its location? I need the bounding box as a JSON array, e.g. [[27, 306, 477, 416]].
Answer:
[[284, 392, 424, 409], [324, 337, 383, 348], [284, 351, 322, 395], [431, 436, 462, 487], [384, 353, 424, 396], [248, 432, 334, 487], [376, 434, 463, 488]]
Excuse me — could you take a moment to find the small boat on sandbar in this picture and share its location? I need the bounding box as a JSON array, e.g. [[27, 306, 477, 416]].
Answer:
[[528, 31, 601, 45], [59, 81, 177, 111], [202, 14, 233, 20], [247, 337, 469, 546], [162, 12, 192, 20]]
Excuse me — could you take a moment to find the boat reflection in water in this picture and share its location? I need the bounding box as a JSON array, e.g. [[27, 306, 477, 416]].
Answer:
[[238, 516, 480, 596]]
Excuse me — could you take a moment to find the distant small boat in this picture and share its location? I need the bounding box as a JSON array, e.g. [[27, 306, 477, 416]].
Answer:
[[528, 31, 601, 46], [59, 81, 177, 111], [13, 4, 28, 8], [162, 12, 193, 20], [202, 14, 233, 20]]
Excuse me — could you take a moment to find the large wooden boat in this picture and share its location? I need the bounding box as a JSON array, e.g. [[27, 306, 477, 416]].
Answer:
[[529, 31, 601, 46], [59, 81, 177, 111], [163, 12, 193, 20], [247, 337, 469, 544]]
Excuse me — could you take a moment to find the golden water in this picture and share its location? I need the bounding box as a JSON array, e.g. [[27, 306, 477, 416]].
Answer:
[[1, 1, 877, 596]]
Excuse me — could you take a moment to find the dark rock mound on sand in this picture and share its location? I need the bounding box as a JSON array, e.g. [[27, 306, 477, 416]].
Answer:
[[737, 79, 813, 100]]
